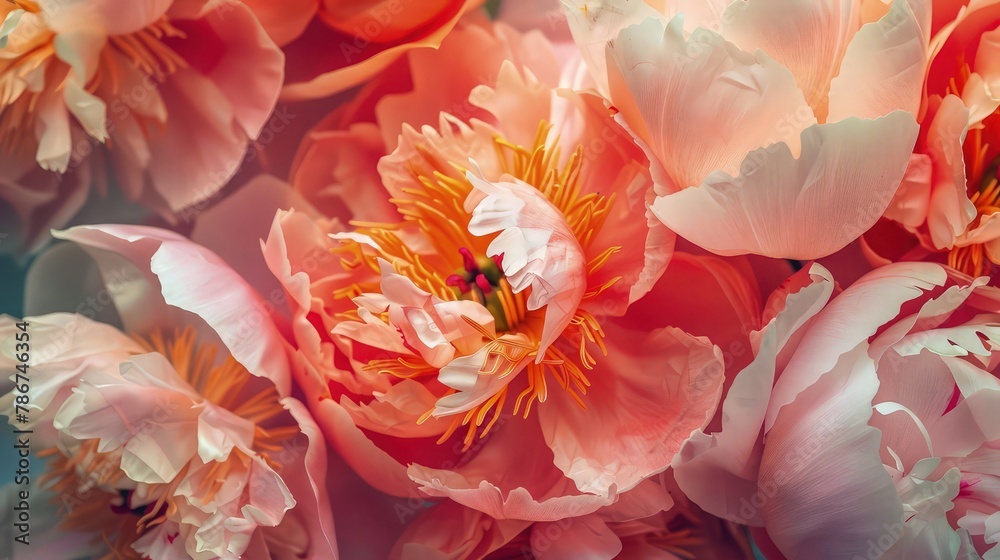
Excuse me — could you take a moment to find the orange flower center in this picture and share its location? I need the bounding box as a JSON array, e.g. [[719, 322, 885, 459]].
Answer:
[[331, 122, 623, 450]]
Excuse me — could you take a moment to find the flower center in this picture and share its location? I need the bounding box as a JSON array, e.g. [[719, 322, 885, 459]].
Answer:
[[332, 121, 623, 449], [38, 327, 295, 557], [446, 247, 521, 331]]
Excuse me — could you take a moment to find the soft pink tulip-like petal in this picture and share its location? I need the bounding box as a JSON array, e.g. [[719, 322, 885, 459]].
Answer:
[[958, 213, 1000, 250], [54, 225, 293, 397], [651, 112, 919, 259], [279, 0, 477, 101], [765, 261, 948, 432], [53, 353, 222, 484], [607, 16, 816, 193], [869, 350, 955, 471], [926, 95, 975, 250], [132, 520, 190, 560], [302, 380, 417, 498], [290, 122, 398, 223], [183, 2, 284, 139], [539, 325, 724, 496], [720, 0, 860, 120], [362, 259, 496, 369], [827, 0, 930, 122], [374, 22, 561, 149], [342, 379, 448, 438], [672, 264, 834, 525], [932, 389, 1000, 458], [390, 501, 530, 560], [759, 351, 904, 558], [143, 70, 248, 213], [466, 173, 587, 359]]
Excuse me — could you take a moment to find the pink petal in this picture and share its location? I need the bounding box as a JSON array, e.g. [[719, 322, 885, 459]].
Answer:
[[607, 16, 816, 193], [53, 225, 293, 396], [720, 0, 861, 120], [925, 95, 976, 250], [759, 358, 903, 558], [673, 264, 834, 525], [765, 262, 948, 431], [389, 501, 530, 560], [240, 0, 317, 46], [827, 0, 930, 122], [560, 0, 663, 95], [466, 174, 587, 358], [539, 326, 724, 496], [532, 514, 623, 560], [651, 112, 919, 259], [407, 415, 617, 521]]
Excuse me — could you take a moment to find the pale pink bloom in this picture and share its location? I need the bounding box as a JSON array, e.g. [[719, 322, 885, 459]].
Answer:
[[560, 0, 927, 259], [689, 261, 1000, 558], [263, 35, 729, 520], [866, 0, 1000, 278], [0, 224, 336, 559], [0, 0, 283, 252]]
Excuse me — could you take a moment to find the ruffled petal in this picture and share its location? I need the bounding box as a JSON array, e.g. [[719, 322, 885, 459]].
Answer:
[[466, 174, 587, 358], [53, 225, 293, 396], [651, 112, 919, 259], [539, 326, 724, 496], [672, 264, 835, 525]]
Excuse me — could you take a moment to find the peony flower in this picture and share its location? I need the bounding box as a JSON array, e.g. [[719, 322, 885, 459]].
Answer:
[[866, 0, 1000, 279], [559, 0, 926, 259], [0, 0, 283, 252], [684, 260, 1000, 558], [253, 0, 482, 100], [289, 16, 565, 223], [263, 31, 730, 522], [0, 224, 336, 559]]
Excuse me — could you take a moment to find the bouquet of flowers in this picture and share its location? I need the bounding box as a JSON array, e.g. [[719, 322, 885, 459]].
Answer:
[[1, 0, 998, 558]]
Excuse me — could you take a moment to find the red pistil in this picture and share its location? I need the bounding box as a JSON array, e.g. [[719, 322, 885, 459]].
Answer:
[[475, 274, 492, 294], [458, 247, 477, 273], [446, 274, 471, 293]]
